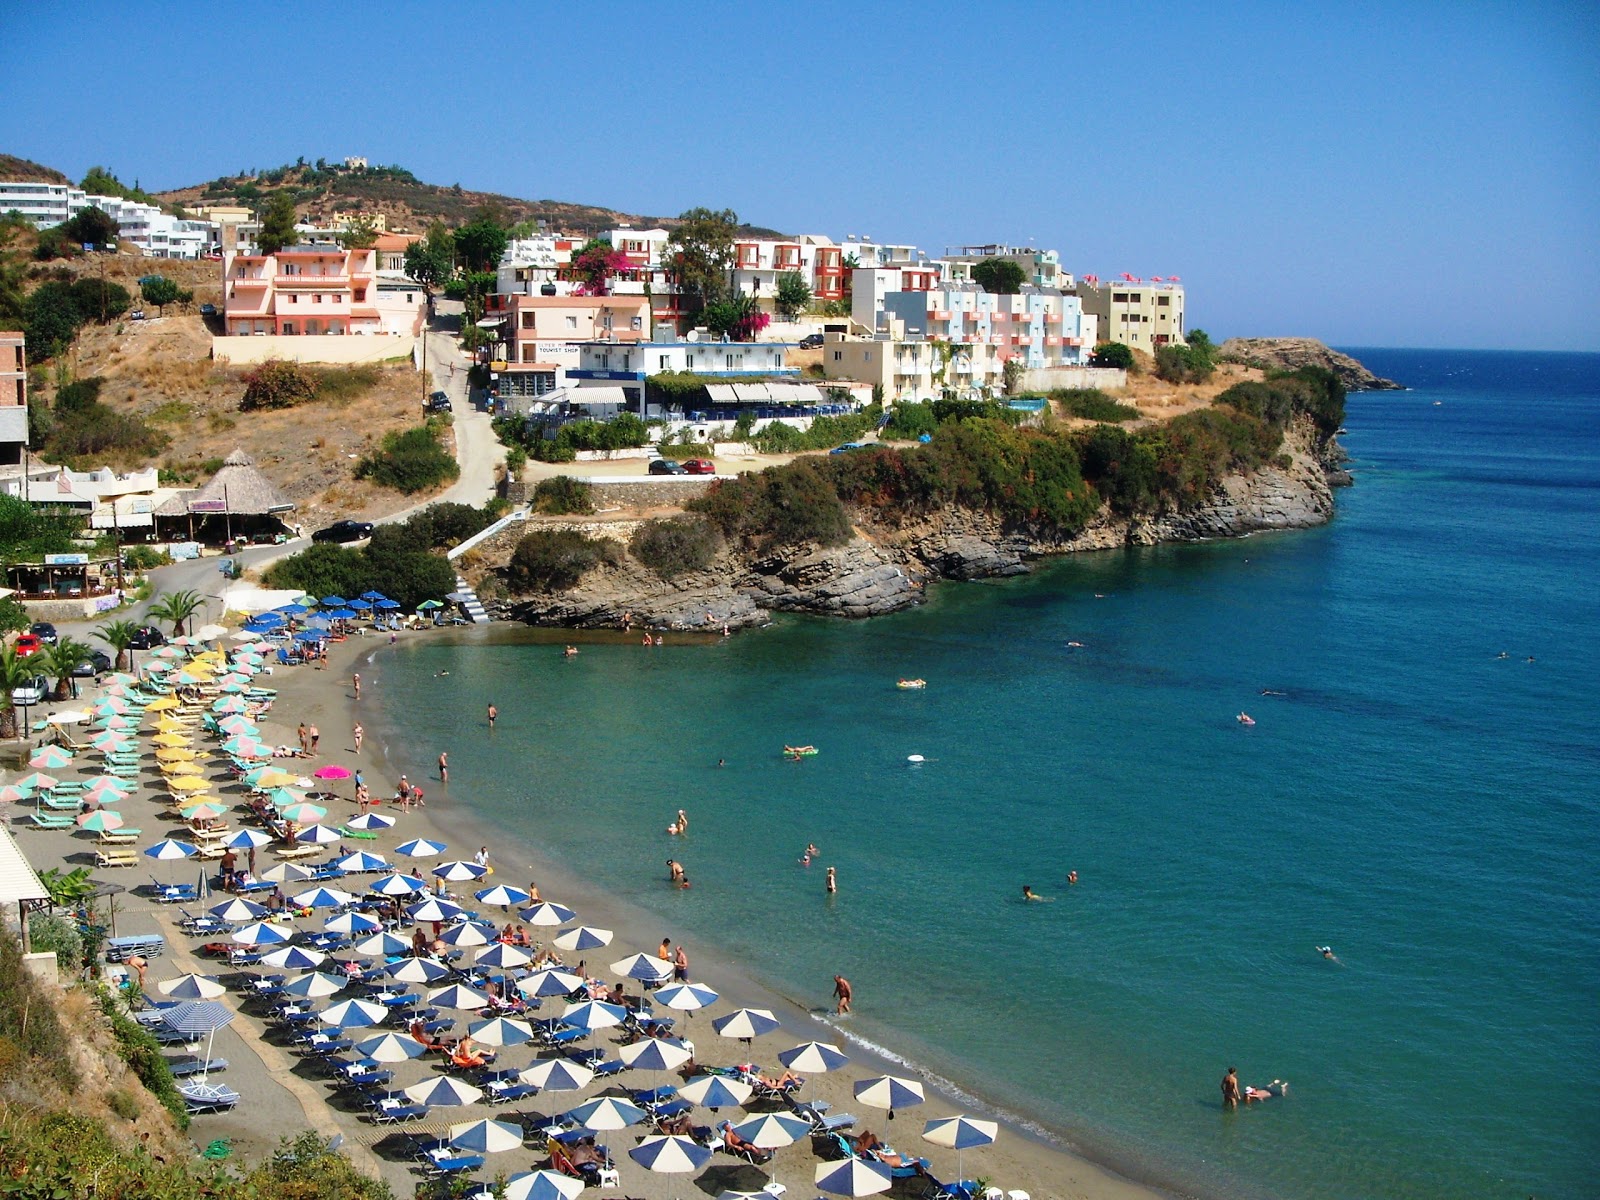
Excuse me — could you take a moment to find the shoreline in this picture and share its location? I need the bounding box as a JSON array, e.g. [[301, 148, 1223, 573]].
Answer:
[[339, 628, 1194, 1200]]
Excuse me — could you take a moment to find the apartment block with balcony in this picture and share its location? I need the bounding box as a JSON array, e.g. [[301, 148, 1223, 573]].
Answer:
[[819, 326, 1011, 402], [941, 245, 1068, 290], [221, 245, 384, 336], [1076, 277, 1185, 350], [0, 333, 27, 466]]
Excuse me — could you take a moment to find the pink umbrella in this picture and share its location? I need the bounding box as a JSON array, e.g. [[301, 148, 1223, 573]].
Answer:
[[312, 765, 353, 781]]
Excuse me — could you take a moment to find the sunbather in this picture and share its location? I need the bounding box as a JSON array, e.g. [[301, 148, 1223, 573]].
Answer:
[[658, 1111, 694, 1136], [720, 1121, 772, 1163], [855, 1130, 921, 1168], [751, 1068, 804, 1091]]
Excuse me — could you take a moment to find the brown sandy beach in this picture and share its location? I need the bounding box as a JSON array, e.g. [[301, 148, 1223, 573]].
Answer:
[[12, 629, 1177, 1200]]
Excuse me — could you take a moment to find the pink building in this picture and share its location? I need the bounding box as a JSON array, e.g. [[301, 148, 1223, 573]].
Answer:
[[222, 246, 384, 336]]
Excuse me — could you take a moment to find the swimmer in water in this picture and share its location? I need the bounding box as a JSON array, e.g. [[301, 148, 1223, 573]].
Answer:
[[1260, 688, 1286, 697], [1068, 870, 1078, 885], [1317, 945, 1338, 962], [1022, 885, 1049, 902], [1067, 641, 1083, 648], [1496, 651, 1509, 660]]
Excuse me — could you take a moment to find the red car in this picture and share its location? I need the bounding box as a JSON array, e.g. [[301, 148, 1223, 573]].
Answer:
[[681, 459, 716, 475], [13, 634, 42, 658]]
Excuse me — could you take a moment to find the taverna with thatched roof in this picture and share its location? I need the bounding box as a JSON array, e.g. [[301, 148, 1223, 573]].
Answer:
[[154, 449, 296, 544]]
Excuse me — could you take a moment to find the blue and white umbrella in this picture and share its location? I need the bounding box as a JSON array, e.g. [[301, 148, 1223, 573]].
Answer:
[[319, 998, 389, 1028], [370, 873, 428, 896], [144, 838, 199, 861], [467, 1016, 535, 1047], [208, 897, 269, 923], [405, 898, 464, 923], [730, 1110, 811, 1150], [225, 828, 275, 850], [160, 1000, 235, 1083], [474, 883, 531, 907], [290, 885, 354, 909], [518, 1057, 594, 1092], [563, 1095, 648, 1131], [677, 1073, 754, 1110], [853, 1074, 925, 1120], [475, 942, 533, 969], [517, 968, 585, 999], [156, 972, 226, 1001], [920, 1115, 999, 1179], [345, 811, 396, 831], [279, 971, 347, 999], [618, 1037, 693, 1073], [356, 1031, 429, 1062], [260, 944, 328, 972], [324, 910, 381, 934], [231, 921, 293, 946], [386, 957, 452, 985], [432, 859, 488, 883], [628, 1134, 712, 1173], [609, 952, 674, 986], [503, 1169, 585, 1200], [395, 838, 448, 858], [427, 982, 491, 1011], [814, 1157, 893, 1197], [713, 1007, 781, 1043], [404, 1076, 483, 1107], [552, 925, 611, 952], [294, 823, 342, 845], [355, 930, 414, 957], [518, 900, 576, 926], [447, 1117, 524, 1155], [333, 851, 388, 874], [559, 1000, 627, 1032], [655, 981, 718, 1014]]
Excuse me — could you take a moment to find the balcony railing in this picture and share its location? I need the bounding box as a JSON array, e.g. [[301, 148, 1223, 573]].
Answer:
[[276, 273, 349, 288]]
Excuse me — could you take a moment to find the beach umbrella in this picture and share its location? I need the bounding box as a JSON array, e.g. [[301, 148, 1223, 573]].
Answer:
[[231, 921, 293, 946], [157, 972, 226, 1000], [386, 957, 453, 985], [160, 1000, 234, 1083], [319, 595, 349, 608], [163, 759, 205, 776], [564, 1096, 647, 1131], [779, 1041, 849, 1074], [279, 971, 347, 1000], [474, 884, 531, 907], [356, 1031, 428, 1063], [294, 823, 342, 845], [405, 898, 463, 923], [76, 809, 126, 832], [334, 851, 388, 874], [320, 998, 389, 1028], [610, 952, 674, 988], [814, 1157, 893, 1197], [230, 629, 264, 642], [921, 1115, 999, 1180], [360, 591, 389, 602], [267, 787, 309, 807], [375, 598, 400, 610], [0, 784, 33, 804], [208, 897, 269, 923], [713, 1008, 782, 1044], [437, 921, 494, 948], [279, 802, 328, 823], [249, 768, 296, 788], [151, 733, 192, 749], [260, 945, 328, 972], [853, 1075, 925, 1120], [467, 1016, 535, 1047], [90, 731, 132, 751], [503, 1170, 585, 1200], [474, 942, 533, 969], [225, 828, 274, 851], [553, 926, 612, 952], [144, 693, 180, 710], [432, 859, 488, 882], [427, 982, 491, 1010], [291, 885, 353, 909], [355, 931, 414, 957], [559, 1000, 627, 1032], [312, 765, 352, 781], [260, 862, 316, 884], [404, 1076, 483, 1108], [517, 968, 584, 999], [448, 1117, 524, 1155], [28, 745, 73, 770], [82, 775, 131, 798], [731, 1111, 810, 1150], [180, 802, 229, 823], [16, 772, 58, 792], [325, 911, 381, 936], [166, 775, 212, 793], [211, 697, 249, 715], [518, 901, 576, 926], [518, 1057, 594, 1093], [371, 873, 429, 896], [677, 1073, 754, 1110], [619, 1037, 693, 1074], [346, 811, 395, 831], [395, 837, 447, 858], [628, 1134, 712, 1174], [221, 735, 265, 755], [656, 982, 718, 1014]]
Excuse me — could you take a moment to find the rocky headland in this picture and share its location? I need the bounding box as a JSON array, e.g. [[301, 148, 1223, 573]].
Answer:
[[1218, 337, 1403, 391]]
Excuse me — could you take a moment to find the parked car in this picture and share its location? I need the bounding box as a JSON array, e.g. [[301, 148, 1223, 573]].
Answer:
[[11, 676, 49, 705], [72, 650, 112, 678], [312, 519, 376, 543], [128, 625, 166, 650], [128, 309, 145, 320], [29, 622, 58, 645], [648, 459, 688, 476], [13, 633, 42, 658], [199, 303, 217, 317], [829, 442, 870, 455], [681, 459, 716, 475], [799, 333, 825, 349], [424, 391, 452, 414]]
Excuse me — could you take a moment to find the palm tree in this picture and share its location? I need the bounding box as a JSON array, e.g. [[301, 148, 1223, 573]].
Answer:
[[97, 619, 137, 672], [0, 644, 35, 740], [148, 588, 204, 637], [44, 638, 92, 701]]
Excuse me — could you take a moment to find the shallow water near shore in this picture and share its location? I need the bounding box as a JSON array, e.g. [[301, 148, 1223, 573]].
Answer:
[[368, 349, 1600, 1200]]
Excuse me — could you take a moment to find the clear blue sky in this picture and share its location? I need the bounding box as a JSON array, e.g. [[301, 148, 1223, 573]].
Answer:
[[3, 1, 1596, 350]]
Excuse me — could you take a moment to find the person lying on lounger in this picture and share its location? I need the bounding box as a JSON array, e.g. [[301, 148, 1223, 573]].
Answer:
[[854, 1130, 921, 1168], [720, 1122, 772, 1163], [751, 1068, 804, 1090]]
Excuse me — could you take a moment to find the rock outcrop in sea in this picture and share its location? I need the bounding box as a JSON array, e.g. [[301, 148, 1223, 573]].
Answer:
[[1218, 337, 1403, 391], [492, 414, 1347, 629]]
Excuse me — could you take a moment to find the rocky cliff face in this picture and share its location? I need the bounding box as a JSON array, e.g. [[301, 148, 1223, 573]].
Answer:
[[504, 418, 1347, 629], [1218, 337, 1402, 391]]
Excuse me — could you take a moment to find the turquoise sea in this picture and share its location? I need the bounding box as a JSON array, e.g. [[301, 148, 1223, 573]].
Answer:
[[368, 349, 1600, 1200]]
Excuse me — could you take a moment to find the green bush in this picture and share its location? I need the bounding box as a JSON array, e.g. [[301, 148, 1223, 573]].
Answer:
[[1090, 341, 1134, 370], [630, 515, 722, 579], [749, 406, 881, 454], [531, 476, 594, 515], [506, 529, 618, 592], [263, 505, 474, 611], [240, 359, 318, 410], [122, 544, 169, 570], [690, 457, 853, 550], [45, 403, 168, 462], [356, 422, 460, 493], [1052, 388, 1141, 422], [880, 402, 938, 441], [26, 914, 83, 973], [106, 1088, 141, 1120]]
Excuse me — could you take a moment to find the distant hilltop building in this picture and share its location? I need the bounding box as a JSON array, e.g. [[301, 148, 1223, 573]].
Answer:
[[1076, 275, 1185, 351], [343, 156, 368, 170]]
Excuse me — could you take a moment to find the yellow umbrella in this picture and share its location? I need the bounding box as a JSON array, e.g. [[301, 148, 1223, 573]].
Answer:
[[155, 747, 197, 762], [252, 769, 295, 788], [163, 760, 205, 777], [152, 733, 192, 748], [145, 695, 180, 712], [167, 775, 211, 792]]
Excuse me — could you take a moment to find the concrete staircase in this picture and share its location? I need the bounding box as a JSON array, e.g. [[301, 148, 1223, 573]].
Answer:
[[453, 574, 491, 624]]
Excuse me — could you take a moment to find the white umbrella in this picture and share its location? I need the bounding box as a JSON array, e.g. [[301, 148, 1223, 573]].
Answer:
[[157, 973, 225, 1000], [816, 1157, 894, 1197], [552, 925, 612, 952], [921, 1115, 999, 1181], [260, 862, 317, 884], [854, 1074, 925, 1120], [195, 624, 228, 641], [447, 1117, 524, 1155], [519, 1057, 594, 1093], [503, 1170, 585, 1200], [405, 1076, 483, 1107]]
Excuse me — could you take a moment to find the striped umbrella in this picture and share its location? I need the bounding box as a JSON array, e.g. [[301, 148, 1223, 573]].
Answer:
[[0, 784, 33, 803], [518, 1057, 594, 1093], [656, 981, 718, 1014], [76, 810, 125, 832], [355, 1031, 429, 1062], [260, 945, 328, 972], [730, 1110, 811, 1151], [319, 998, 389, 1028], [29, 746, 74, 769], [517, 968, 585, 999], [260, 862, 316, 884], [475, 942, 533, 969], [208, 898, 269, 923], [438, 921, 494, 948], [628, 1134, 712, 1174], [426, 983, 491, 1011], [295, 823, 342, 845], [279, 971, 348, 999], [225, 828, 275, 850], [447, 1117, 524, 1155], [395, 838, 447, 858], [386, 957, 453, 985], [432, 859, 488, 883], [609, 952, 673, 987], [279, 802, 327, 823], [474, 884, 531, 907], [324, 910, 381, 934], [814, 1157, 893, 1197], [355, 931, 414, 957], [157, 973, 226, 1000], [403, 1076, 483, 1107], [853, 1074, 925, 1120], [552, 926, 612, 952], [519, 901, 576, 926], [713, 1008, 781, 1043], [559, 1000, 627, 1031], [618, 1037, 693, 1073], [230, 921, 293, 946], [920, 1115, 999, 1180], [466, 1016, 535, 1047], [290, 886, 353, 909], [779, 1041, 850, 1074], [405, 898, 463, 923], [345, 811, 395, 831], [371, 873, 428, 897], [677, 1074, 754, 1110], [503, 1170, 585, 1200], [563, 1095, 648, 1130]]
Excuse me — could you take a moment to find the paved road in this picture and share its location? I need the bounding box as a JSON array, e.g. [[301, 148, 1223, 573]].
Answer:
[[58, 310, 503, 653]]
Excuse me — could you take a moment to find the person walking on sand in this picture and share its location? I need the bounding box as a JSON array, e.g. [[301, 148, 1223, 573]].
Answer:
[[309, 725, 320, 753], [832, 974, 852, 1015], [659, 937, 671, 961], [674, 944, 689, 981], [826, 866, 837, 894], [1222, 1066, 1241, 1109], [297, 722, 309, 754], [353, 672, 361, 699], [353, 723, 363, 754], [438, 751, 448, 784]]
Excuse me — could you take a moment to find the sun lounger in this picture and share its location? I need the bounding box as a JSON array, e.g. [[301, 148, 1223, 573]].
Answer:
[[272, 844, 320, 860], [40, 794, 81, 811], [166, 1056, 229, 1078], [98, 828, 142, 843], [180, 1082, 241, 1114], [919, 1173, 979, 1200], [150, 880, 199, 903], [27, 812, 76, 830], [105, 934, 165, 962], [425, 1152, 486, 1177], [95, 848, 139, 868], [786, 1094, 855, 1134], [369, 1096, 427, 1124]]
